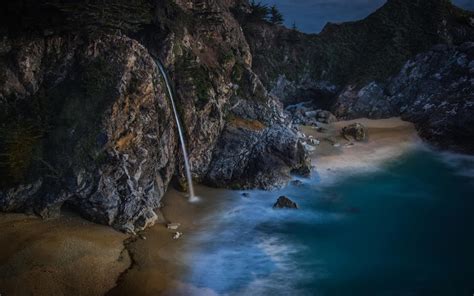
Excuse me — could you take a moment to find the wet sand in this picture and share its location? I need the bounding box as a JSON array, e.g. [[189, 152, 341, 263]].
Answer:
[[0, 213, 130, 296], [108, 186, 234, 296], [301, 117, 421, 183], [0, 186, 234, 296], [0, 117, 420, 296]]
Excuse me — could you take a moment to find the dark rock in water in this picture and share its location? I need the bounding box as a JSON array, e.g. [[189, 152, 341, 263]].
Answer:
[[273, 196, 298, 209], [341, 123, 367, 141], [290, 180, 304, 187], [241, 192, 250, 198]]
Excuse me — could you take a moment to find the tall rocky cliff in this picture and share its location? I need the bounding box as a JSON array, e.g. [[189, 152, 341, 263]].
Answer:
[[0, 0, 310, 232], [241, 0, 474, 153], [1, 0, 473, 232]]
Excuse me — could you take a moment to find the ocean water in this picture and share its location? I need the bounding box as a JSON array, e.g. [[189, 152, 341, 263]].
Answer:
[[184, 148, 474, 296]]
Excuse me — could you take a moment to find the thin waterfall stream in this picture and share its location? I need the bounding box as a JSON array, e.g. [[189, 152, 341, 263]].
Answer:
[[155, 59, 197, 202]]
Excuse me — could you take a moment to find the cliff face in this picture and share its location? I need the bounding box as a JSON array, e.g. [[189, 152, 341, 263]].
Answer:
[[241, 0, 474, 152], [334, 42, 474, 153], [1, 0, 472, 231], [0, 0, 310, 232], [0, 35, 178, 232]]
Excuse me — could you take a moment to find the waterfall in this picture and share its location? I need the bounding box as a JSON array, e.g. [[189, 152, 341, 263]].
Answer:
[[155, 59, 197, 202]]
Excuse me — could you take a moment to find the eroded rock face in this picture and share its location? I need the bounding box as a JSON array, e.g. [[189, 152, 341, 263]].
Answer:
[[242, 0, 474, 154], [334, 43, 474, 153], [206, 121, 310, 189], [0, 35, 176, 233], [0, 0, 311, 231]]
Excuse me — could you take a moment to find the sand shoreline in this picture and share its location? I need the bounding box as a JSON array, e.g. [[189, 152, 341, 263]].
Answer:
[[0, 117, 420, 296], [302, 117, 421, 184]]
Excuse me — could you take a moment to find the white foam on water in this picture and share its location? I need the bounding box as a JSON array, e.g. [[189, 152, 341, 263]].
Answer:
[[233, 236, 321, 296], [437, 150, 474, 178], [315, 141, 422, 186]]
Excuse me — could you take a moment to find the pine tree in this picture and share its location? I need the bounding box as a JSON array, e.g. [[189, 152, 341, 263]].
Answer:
[[292, 21, 298, 31], [249, 1, 270, 22], [269, 5, 284, 25]]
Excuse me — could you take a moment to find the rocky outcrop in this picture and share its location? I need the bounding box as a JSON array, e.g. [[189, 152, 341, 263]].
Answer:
[[335, 42, 474, 153], [241, 0, 474, 153], [273, 196, 298, 209], [206, 119, 310, 189], [286, 103, 337, 126], [341, 123, 367, 142], [0, 0, 310, 231], [0, 35, 177, 233]]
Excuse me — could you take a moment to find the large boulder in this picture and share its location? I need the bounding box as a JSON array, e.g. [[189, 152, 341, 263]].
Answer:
[[205, 119, 310, 190], [341, 123, 367, 141]]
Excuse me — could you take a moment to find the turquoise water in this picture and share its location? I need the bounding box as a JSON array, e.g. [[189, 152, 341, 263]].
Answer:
[[186, 148, 474, 295]]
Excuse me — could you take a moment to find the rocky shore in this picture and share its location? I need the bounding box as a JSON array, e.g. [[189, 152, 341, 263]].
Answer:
[[0, 0, 310, 232], [0, 116, 423, 295], [0, 0, 473, 232]]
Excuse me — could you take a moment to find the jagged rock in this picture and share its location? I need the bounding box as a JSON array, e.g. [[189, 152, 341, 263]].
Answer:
[[341, 123, 367, 141], [205, 121, 311, 189], [290, 180, 304, 187], [0, 0, 313, 232], [273, 196, 298, 209], [0, 35, 176, 233], [334, 43, 474, 152], [243, 0, 474, 153], [315, 110, 337, 124]]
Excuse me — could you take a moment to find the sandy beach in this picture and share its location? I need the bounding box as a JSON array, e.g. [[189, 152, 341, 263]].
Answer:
[[302, 117, 421, 183], [0, 186, 234, 296], [0, 117, 421, 296]]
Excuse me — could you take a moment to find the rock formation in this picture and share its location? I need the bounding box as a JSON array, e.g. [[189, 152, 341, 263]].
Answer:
[[0, 0, 473, 231], [341, 123, 367, 142], [273, 196, 298, 209], [242, 0, 474, 153], [0, 0, 310, 232]]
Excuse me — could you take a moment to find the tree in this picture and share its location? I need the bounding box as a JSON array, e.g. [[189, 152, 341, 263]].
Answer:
[[249, 1, 270, 22], [269, 5, 284, 25], [292, 21, 298, 31]]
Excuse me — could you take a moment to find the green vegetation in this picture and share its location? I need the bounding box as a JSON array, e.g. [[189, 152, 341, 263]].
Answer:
[[249, 1, 270, 22], [244, 0, 474, 87], [234, 1, 284, 27], [269, 5, 284, 25], [0, 55, 120, 189], [54, 0, 153, 34], [175, 50, 214, 109], [292, 21, 298, 31], [1, 0, 154, 35], [0, 123, 43, 187]]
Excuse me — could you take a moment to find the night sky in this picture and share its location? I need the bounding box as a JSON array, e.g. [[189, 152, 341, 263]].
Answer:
[[260, 0, 474, 33]]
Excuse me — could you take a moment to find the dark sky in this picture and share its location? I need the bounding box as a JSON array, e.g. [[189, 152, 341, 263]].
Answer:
[[261, 0, 474, 33]]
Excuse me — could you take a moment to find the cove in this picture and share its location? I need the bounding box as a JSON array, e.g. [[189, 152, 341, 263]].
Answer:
[[182, 148, 474, 295]]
